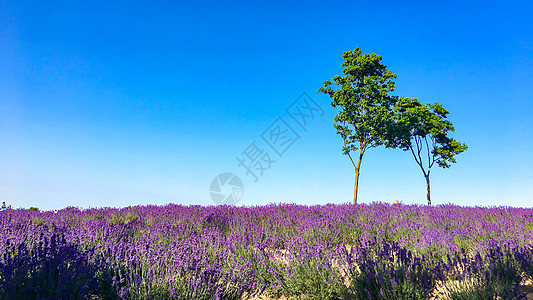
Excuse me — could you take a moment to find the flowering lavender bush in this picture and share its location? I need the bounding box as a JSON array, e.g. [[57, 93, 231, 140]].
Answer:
[[1, 203, 532, 299]]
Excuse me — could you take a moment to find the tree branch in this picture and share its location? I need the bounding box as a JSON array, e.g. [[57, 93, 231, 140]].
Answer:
[[429, 135, 437, 169], [347, 152, 357, 169], [415, 136, 424, 171], [409, 143, 427, 177], [425, 136, 431, 170]]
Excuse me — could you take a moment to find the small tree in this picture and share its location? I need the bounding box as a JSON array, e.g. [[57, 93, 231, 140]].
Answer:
[[318, 48, 397, 204], [393, 97, 467, 206]]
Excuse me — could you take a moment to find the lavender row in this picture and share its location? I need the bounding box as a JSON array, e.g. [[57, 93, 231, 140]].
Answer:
[[1, 203, 532, 299]]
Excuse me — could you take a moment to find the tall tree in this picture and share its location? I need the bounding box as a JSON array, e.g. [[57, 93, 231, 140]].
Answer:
[[318, 48, 397, 204], [393, 97, 468, 206]]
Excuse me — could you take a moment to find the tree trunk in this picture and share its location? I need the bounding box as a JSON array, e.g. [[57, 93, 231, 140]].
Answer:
[[425, 175, 431, 206], [353, 152, 364, 205], [353, 168, 359, 204]]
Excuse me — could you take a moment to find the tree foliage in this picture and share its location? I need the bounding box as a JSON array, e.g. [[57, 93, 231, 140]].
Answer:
[[318, 48, 397, 204], [392, 97, 468, 205], [319, 48, 468, 206]]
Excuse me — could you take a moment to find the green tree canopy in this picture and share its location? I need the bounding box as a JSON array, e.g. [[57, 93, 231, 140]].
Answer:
[[393, 97, 468, 206], [318, 48, 397, 204]]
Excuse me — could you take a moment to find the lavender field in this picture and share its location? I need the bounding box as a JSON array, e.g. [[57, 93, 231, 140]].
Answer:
[[1, 203, 533, 299]]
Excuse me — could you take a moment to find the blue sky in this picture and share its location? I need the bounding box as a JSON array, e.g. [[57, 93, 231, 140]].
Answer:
[[1, 0, 532, 210]]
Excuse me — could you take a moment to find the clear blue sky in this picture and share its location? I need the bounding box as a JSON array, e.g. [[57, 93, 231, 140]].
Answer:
[[1, 0, 532, 210]]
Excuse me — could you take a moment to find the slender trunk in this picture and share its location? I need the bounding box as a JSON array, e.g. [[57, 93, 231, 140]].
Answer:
[[353, 152, 364, 205], [425, 175, 431, 206], [353, 168, 359, 205]]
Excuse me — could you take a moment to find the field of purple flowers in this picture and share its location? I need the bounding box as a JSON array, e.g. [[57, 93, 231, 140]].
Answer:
[[1, 203, 533, 299]]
